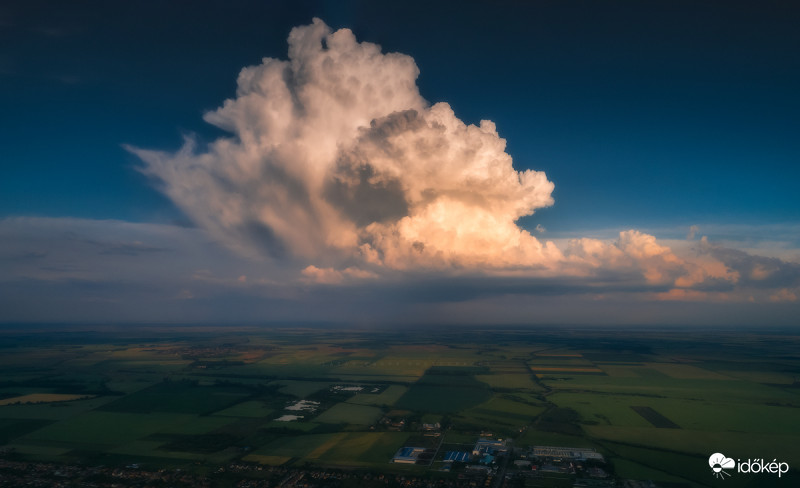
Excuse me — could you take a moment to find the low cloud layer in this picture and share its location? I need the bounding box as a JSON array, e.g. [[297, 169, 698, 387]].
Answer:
[[1, 217, 798, 324], [122, 19, 799, 308]]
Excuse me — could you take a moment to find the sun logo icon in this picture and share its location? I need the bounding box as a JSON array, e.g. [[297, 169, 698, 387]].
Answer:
[[709, 452, 735, 479]]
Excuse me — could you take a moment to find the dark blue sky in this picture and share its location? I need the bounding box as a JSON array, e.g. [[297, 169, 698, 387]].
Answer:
[[2, 0, 798, 232], [1, 1, 799, 325]]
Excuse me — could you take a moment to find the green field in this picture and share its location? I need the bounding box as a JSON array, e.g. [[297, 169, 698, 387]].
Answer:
[[271, 380, 332, 398], [19, 411, 231, 447], [314, 403, 383, 425], [314, 432, 410, 466], [0, 325, 798, 487], [395, 371, 493, 413], [455, 394, 546, 433], [252, 433, 341, 459], [350, 385, 408, 406], [475, 374, 542, 390], [99, 381, 252, 415], [213, 400, 274, 418], [0, 418, 52, 444]]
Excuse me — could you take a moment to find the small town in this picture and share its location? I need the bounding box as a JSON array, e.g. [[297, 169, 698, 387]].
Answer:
[[0, 435, 664, 488]]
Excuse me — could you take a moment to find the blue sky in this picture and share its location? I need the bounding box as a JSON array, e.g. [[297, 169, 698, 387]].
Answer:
[[1, 1, 799, 325]]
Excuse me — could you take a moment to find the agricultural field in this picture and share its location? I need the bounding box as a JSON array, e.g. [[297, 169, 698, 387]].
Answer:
[[395, 369, 493, 413], [0, 324, 797, 487], [314, 403, 382, 425], [349, 384, 408, 406], [0, 393, 93, 406]]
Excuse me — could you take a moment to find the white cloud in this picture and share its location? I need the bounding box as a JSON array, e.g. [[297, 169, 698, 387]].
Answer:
[[129, 19, 557, 271], [123, 19, 798, 304], [301, 265, 377, 284]]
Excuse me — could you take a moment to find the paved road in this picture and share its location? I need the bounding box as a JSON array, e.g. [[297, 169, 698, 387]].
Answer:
[[493, 442, 513, 488]]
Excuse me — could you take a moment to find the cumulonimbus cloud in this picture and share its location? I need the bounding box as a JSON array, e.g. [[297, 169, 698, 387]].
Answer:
[[128, 19, 789, 299], [129, 19, 556, 270]]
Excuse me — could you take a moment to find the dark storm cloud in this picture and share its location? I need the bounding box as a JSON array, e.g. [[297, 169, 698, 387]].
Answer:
[[704, 242, 800, 289]]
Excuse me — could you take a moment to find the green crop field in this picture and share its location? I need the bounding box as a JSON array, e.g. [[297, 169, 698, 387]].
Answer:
[[314, 402, 383, 425], [395, 372, 493, 413], [314, 432, 410, 466], [271, 380, 333, 398], [251, 433, 341, 459], [19, 411, 223, 447], [475, 374, 542, 390], [0, 396, 119, 420], [610, 457, 688, 484], [213, 400, 274, 418], [456, 394, 546, 433], [0, 325, 798, 487], [601, 441, 724, 487], [0, 418, 52, 444], [349, 385, 408, 406], [588, 426, 800, 465], [644, 362, 734, 379], [99, 381, 252, 415]]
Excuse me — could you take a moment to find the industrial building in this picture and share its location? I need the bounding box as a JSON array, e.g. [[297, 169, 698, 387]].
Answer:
[[530, 446, 605, 463], [472, 438, 507, 456], [443, 451, 471, 463], [391, 446, 426, 464]]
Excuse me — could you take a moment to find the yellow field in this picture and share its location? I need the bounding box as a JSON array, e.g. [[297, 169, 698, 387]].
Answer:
[[0, 394, 92, 406], [532, 367, 603, 373], [307, 433, 347, 458]]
